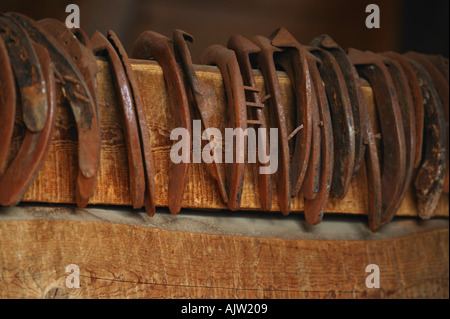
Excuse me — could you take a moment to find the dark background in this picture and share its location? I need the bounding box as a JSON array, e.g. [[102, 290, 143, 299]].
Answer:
[[1, 0, 448, 62]]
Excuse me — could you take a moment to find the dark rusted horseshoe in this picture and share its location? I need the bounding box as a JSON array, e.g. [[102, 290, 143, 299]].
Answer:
[[108, 30, 156, 216], [0, 14, 47, 132], [405, 53, 449, 123], [227, 34, 272, 211], [310, 34, 367, 177], [90, 30, 146, 210], [7, 12, 101, 208], [270, 27, 315, 200], [37, 18, 99, 124], [307, 45, 355, 199], [381, 52, 424, 169], [302, 51, 334, 225], [406, 58, 447, 219], [0, 37, 16, 169], [418, 54, 449, 194], [0, 41, 56, 205], [251, 35, 290, 215], [361, 102, 383, 232], [132, 30, 191, 215], [405, 52, 449, 120], [173, 29, 228, 205], [348, 49, 406, 223], [200, 44, 247, 211], [378, 54, 417, 224]]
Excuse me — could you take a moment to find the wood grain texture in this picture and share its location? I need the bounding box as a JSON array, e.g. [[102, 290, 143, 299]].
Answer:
[[5, 59, 447, 217], [0, 206, 448, 299]]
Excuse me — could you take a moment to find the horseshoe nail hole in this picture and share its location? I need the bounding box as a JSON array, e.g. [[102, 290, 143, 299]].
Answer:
[[74, 56, 78, 60], [64, 41, 68, 45]]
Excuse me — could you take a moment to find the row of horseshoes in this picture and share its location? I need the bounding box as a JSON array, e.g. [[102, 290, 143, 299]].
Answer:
[[0, 13, 448, 232]]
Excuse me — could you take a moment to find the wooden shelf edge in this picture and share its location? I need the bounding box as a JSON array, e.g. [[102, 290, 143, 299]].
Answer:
[[0, 206, 448, 298]]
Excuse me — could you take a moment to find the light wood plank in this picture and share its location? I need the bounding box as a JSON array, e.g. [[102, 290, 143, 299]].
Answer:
[[0, 206, 448, 299]]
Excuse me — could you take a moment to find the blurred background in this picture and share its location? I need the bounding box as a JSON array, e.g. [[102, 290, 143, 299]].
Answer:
[[1, 0, 448, 63]]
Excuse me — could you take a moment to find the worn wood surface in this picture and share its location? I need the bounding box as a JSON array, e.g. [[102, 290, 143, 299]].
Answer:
[[0, 206, 448, 299], [3, 59, 448, 217]]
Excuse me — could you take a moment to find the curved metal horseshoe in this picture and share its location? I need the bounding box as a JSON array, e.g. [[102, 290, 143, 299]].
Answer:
[[0, 37, 16, 169], [90, 30, 146, 210], [411, 53, 449, 195], [0, 41, 56, 205], [201, 44, 247, 211], [378, 54, 417, 224], [381, 51, 424, 169], [108, 30, 157, 216], [406, 58, 447, 219], [227, 34, 272, 210], [361, 102, 383, 232], [37, 18, 101, 209], [0, 14, 47, 132], [270, 27, 314, 200], [348, 49, 406, 223], [405, 52, 449, 120], [133, 30, 191, 215], [251, 35, 290, 215], [173, 29, 228, 206], [307, 45, 355, 199], [7, 12, 101, 208], [310, 34, 367, 177], [302, 51, 334, 225]]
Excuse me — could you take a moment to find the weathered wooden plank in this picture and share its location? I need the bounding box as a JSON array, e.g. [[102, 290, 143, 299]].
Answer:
[[3, 59, 447, 217], [0, 206, 448, 299]]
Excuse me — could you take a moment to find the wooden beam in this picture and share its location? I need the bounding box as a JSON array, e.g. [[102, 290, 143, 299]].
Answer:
[[3, 59, 448, 217], [0, 206, 448, 298]]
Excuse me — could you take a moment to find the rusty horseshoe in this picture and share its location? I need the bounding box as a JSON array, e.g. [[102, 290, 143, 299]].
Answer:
[[108, 30, 157, 216], [227, 34, 272, 211], [173, 29, 228, 206], [378, 53, 417, 224], [7, 12, 101, 208], [90, 30, 146, 210], [310, 34, 367, 177], [0, 14, 47, 132], [270, 27, 315, 201], [406, 52, 449, 195], [348, 49, 406, 223], [381, 51, 424, 169], [251, 35, 290, 215], [302, 51, 335, 225], [201, 44, 247, 211], [406, 58, 447, 219], [307, 45, 355, 199], [0, 41, 56, 206], [133, 30, 191, 215]]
